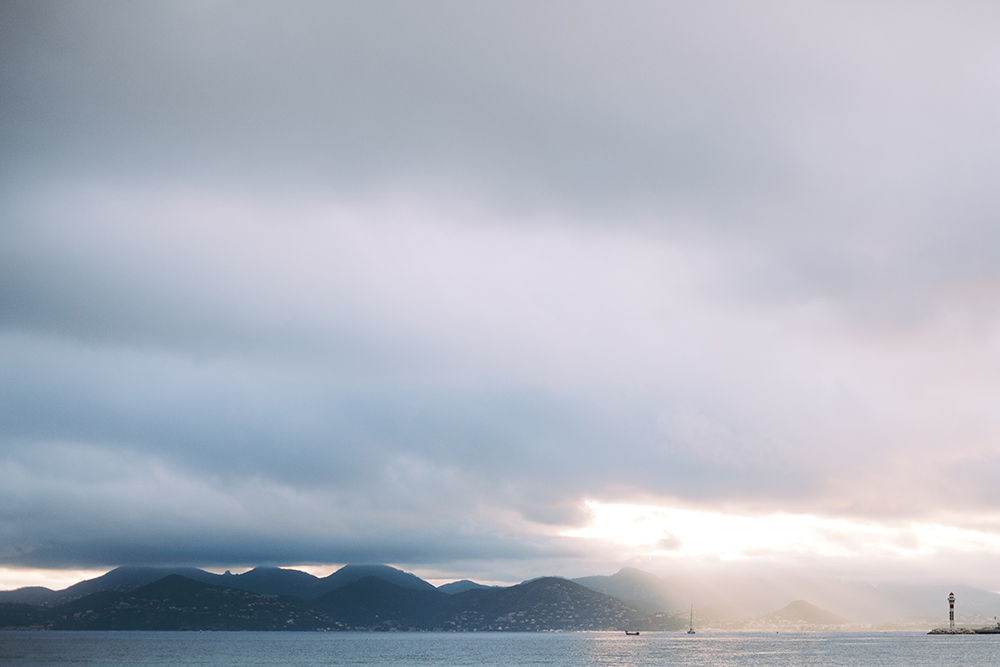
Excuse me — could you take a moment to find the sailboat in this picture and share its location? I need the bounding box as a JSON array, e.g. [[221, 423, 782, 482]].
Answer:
[[687, 605, 696, 634]]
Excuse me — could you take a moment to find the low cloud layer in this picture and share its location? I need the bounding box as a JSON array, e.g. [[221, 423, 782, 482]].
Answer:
[[4, 1, 1000, 586]]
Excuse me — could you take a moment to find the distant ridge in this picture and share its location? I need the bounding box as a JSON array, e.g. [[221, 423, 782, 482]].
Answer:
[[573, 567, 677, 612], [753, 600, 851, 627], [0, 564, 435, 606], [438, 580, 494, 594], [319, 564, 437, 594], [0, 586, 56, 605], [216, 566, 323, 599], [0, 566, 224, 607]]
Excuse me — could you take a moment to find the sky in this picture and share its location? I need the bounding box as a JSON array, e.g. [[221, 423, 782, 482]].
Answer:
[[4, 0, 1000, 593]]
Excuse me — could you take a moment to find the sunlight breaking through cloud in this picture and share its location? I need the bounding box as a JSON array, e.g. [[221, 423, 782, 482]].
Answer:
[[566, 502, 1000, 561]]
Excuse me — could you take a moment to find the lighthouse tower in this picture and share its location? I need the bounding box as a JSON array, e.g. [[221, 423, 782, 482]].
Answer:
[[949, 592, 955, 631]]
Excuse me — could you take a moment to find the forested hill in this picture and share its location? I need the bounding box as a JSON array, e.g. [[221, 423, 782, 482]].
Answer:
[[0, 573, 686, 632]]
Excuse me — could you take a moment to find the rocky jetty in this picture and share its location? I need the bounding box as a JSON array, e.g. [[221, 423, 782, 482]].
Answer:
[[928, 627, 976, 634]]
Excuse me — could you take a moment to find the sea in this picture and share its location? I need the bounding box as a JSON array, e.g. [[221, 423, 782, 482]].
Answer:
[[2, 631, 999, 667]]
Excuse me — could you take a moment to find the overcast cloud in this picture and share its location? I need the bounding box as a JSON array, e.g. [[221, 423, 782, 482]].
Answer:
[[4, 0, 1000, 587]]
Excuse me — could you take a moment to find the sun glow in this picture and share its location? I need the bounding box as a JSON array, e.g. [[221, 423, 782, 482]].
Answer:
[[0, 567, 109, 592], [565, 501, 1000, 561]]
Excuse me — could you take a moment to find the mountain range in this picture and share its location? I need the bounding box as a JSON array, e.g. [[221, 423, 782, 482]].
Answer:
[[2, 564, 996, 631], [0, 565, 685, 632], [0, 564, 434, 608]]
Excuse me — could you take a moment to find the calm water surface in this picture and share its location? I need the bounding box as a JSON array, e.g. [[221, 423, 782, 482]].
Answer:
[[2, 631, 999, 667]]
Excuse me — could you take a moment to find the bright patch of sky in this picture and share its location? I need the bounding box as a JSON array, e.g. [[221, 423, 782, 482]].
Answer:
[[0, 568, 107, 593], [567, 502, 1000, 562]]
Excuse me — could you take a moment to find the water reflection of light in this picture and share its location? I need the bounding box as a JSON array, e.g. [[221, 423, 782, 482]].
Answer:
[[564, 501, 1000, 560]]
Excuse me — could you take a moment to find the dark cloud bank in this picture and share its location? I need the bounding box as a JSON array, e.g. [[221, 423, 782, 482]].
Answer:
[[4, 0, 1000, 584]]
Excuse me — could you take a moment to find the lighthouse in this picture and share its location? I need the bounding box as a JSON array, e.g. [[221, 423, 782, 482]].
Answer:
[[949, 592, 955, 631]]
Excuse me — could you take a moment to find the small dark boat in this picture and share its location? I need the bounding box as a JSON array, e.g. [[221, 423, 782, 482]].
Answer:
[[687, 605, 696, 634], [625, 631, 640, 636]]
